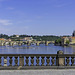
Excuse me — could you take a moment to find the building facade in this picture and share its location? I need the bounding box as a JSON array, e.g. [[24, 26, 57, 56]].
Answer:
[[61, 36, 75, 45], [21, 37, 33, 41]]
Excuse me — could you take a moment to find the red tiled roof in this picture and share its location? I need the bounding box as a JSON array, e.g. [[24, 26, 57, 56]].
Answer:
[[70, 37, 75, 39], [62, 37, 68, 39], [0, 38, 5, 41]]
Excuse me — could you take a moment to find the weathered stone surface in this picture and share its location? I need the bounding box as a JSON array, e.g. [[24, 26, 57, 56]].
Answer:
[[58, 58, 65, 66], [4, 59, 7, 67], [57, 50, 65, 66], [19, 58, 24, 66], [0, 69, 75, 75], [57, 50, 63, 54]]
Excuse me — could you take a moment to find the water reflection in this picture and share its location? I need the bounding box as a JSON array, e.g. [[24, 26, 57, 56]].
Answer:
[[0, 44, 75, 54], [70, 45, 75, 54]]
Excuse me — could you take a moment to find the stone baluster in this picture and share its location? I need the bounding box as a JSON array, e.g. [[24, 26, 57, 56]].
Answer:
[[9, 57, 12, 66], [51, 57, 55, 66], [36, 57, 39, 66], [15, 57, 18, 66], [46, 57, 50, 66], [31, 57, 34, 66], [41, 57, 44, 66], [71, 57, 75, 66], [26, 57, 28, 66], [4, 57, 7, 67], [66, 57, 70, 66]]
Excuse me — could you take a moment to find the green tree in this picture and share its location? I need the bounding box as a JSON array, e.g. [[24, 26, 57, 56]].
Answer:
[[55, 39, 62, 45], [66, 40, 70, 44]]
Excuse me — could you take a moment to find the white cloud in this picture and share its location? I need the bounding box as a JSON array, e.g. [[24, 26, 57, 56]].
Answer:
[[0, 19, 12, 25]]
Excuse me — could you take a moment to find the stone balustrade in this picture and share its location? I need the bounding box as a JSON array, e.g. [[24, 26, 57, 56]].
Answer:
[[0, 51, 75, 69]]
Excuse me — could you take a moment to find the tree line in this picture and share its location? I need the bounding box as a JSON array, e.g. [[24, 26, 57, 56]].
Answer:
[[0, 34, 61, 41]]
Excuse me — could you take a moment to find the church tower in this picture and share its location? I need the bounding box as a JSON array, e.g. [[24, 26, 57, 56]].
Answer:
[[72, 31, 75, 37]]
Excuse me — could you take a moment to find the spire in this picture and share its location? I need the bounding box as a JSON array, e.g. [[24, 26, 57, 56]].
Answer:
[[72, 30, 75, 37]]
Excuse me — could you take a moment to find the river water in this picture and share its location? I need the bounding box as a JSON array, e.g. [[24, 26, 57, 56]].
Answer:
[[0, 44, 75, 54]]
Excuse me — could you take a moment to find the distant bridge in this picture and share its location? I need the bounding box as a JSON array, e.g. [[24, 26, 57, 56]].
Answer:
[[0, 41, 55, 46]]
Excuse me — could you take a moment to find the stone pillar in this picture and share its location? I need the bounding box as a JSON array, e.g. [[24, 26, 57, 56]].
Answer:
[[57, 50, 65, 66], [27, 41, 31, 46], [36, 42, 39, 46], [45, 41, 48, 46], [19, 56, 24, 66], [1, 43, 4, 46]]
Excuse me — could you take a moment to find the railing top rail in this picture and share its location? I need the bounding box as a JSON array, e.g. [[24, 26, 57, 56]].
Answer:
[[0, 54, 75, 57], [58, 54, 75, 57], [0, 54, 57, 57]]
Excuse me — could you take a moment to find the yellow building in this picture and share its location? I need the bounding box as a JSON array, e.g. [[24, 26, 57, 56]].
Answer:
[[70, 37, 75, 45], [21, 37, 33, 41], [61, 37, 70, 45], [62, 37, 75, 45]]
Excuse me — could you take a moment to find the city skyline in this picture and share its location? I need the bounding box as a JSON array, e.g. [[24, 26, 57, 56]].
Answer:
[[0, 0, 75, 36]]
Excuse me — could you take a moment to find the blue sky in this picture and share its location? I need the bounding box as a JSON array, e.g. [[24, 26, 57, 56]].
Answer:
[[0, 0, 75, 36]]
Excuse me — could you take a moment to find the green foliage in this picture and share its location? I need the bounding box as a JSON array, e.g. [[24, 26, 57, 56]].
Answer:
[[66, 40, 70, 44], [32, 35, 60, 41], [10, 35, 16, 38], [0, 34, 60, 41], [0, 34, 9, 39], [55, 39, 62, 45]]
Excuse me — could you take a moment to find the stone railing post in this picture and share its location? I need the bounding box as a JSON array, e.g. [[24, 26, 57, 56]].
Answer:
[[57, 50, 65, 66], [19, 56, 24, 66]]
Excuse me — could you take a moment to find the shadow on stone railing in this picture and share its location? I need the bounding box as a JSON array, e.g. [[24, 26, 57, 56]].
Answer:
[[0, 50, 75, 70]]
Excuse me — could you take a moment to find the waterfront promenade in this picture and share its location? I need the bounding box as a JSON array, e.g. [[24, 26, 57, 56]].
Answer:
[[0, 69, 75, 75]]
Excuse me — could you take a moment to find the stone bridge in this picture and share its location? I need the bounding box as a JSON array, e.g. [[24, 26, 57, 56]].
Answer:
[[0, 41, 55, 46]]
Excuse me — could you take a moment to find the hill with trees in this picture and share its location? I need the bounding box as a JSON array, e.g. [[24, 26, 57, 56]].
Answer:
[[0, 34, 60, 41]]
